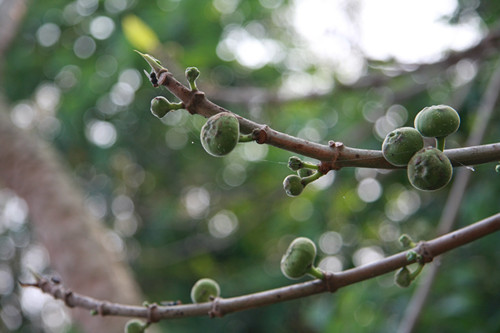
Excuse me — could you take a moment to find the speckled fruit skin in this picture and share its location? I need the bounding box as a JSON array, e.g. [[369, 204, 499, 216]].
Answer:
[[407, 147, 453, 191], [382, 127, 424, 166], [280, 237, 317, 279], [283, 175, 304, 197], [414, 105, 460, 138], [200, 112, 240, 157], [190, 278, 220, 303]]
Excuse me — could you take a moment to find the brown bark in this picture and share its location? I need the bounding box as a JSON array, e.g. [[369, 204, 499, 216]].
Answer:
[[0, 106, 143, 332]]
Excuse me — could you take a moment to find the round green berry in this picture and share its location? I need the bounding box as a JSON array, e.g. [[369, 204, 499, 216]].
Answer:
[[414, 105, 460, 138], [288, 156, 303, 171], [185, 67, 200, 82], [407, 147, 453, 191], [281, 237, 317, 279], [150, 96, 171, 119], [200, 112, 240, 157], [283, 175, 304, 197], [382, 127, 424, 166], [297, 168, 314, 178], [124, 319, 146, 333], [190, 278, 220, 303], [394, 267, 411, 288]]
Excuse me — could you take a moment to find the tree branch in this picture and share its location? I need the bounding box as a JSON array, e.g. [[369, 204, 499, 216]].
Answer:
[[152, 68, 500, 170], [22, 212, 500, 322]]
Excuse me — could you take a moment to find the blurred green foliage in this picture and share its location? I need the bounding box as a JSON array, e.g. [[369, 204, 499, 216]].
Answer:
[[2, 0, 500, 332]]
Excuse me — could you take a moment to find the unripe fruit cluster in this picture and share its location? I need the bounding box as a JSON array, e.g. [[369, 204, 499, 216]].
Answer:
[[382, 105, 460, 191], [282, 156, 323, 197]]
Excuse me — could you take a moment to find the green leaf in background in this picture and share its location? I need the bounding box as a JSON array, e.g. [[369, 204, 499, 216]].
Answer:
[[122, 14, 160, 52]]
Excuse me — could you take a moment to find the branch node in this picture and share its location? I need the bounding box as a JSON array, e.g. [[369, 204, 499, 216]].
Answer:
[[318, 161, 333, 174], [319, 141, 344, 172], [208, 297, 224, 318], [254, 126, 269, 144], [183, 91, 206, 115], [97, 301, 111, 316], [329, 141, 343, 170], [328, 140, 344, 149], [64, 290, 75, 308], [323, 272, 338, 293], [155, 69, 169, 87], [415, 241, 434, 263], [147, 303, 161, 323]]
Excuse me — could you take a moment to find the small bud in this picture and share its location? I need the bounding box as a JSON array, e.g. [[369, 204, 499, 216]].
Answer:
[[124, 319, 146, 333], [200, 112, 240, 156], [288, 156, 304, 171], [283, 175, 304, 197], [185, 67, 200, 90], [190, 278, 221, 303], [281, 237, 318, 279], [406, 250, 422, 262], [398, 234, 415, 248], [394, 267, 412, 288]]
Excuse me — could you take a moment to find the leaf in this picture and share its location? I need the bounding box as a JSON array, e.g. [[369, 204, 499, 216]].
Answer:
[[122, 14, 160, 52]]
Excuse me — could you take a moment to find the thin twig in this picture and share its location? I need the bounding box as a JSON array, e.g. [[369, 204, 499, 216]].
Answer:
[[22, 212, 500, 322]]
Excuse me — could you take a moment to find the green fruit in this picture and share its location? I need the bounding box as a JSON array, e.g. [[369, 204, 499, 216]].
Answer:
[[407, 147, 453, 191], [382, 127, 424, 166], [283, 175, 304, 197], [288, 156, 303, 171], [185, 67, 200, 89], [150, 96, 171, 118], [297, 168, 314, 178], [394, 267, 411, 288], [398, 234, 415, 248], [185, 67, 200, 81], [281, 237, 317, 279], [190, 278, 220, 303], [124, 319, 146, 333], [200, 112, 240, 157], [414, 105, 460, 138]]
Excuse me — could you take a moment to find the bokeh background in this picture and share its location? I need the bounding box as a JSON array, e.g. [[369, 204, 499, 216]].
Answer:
[[1, 0, 499, 332]]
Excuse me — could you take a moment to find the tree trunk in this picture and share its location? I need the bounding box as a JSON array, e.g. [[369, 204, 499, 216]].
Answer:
[[0, 106, 144, 332]]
